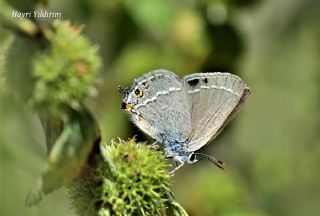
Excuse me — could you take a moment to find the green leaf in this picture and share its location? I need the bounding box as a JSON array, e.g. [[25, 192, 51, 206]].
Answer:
[[26, 108, 100, 206]]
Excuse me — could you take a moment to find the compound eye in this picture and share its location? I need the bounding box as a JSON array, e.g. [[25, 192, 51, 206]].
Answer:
[[121, 102, 127, 109], [134, 88, 143, 98]]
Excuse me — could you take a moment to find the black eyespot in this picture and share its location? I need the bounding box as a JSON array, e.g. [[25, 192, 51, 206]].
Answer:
[[203, 78, 208, 83], [121, 102, 127, 109], [134, 88, 143, 97], [189, 153, 196, 161], [141, 82, 149, 89], [187, 78, 199, 86]]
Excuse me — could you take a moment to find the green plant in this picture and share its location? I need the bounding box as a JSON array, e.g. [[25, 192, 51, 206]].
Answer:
[[69, 138, 188, 216], [31, 20, 101, 119]]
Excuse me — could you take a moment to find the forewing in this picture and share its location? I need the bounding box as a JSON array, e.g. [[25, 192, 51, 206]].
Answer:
[[132, 69, 191, 144], [183, 72, 250, 152]]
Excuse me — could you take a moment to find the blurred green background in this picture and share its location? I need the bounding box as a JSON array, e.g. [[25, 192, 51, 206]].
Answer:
[[1, 0, 320, 215]]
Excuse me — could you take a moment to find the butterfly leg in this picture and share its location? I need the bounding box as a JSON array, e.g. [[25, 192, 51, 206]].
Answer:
[[131, 108, 142, 121], [169, 159, 184, 176], [148, 141, 161, 151]]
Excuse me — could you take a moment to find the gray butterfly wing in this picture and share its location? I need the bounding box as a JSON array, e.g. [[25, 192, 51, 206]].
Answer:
[[183, 72, 250, 152], [131, 69, 191, 144]]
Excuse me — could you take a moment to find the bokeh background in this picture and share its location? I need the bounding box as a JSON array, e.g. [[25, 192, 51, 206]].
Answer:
[[1, 0, 320, 215]]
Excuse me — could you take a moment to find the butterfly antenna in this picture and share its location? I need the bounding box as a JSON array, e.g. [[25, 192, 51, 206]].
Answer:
[[195, 152, 226, 172], [118, 85, 129, 94]]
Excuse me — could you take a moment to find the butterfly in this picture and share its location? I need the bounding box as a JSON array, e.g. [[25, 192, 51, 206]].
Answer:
[[119, 69, 250, 174]]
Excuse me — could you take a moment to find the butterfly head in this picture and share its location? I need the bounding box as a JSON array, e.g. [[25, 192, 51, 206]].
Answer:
[[118, 84, 144, 112]]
